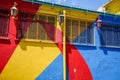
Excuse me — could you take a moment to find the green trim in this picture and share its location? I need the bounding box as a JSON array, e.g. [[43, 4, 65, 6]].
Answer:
[[23, 0, 120, 17]]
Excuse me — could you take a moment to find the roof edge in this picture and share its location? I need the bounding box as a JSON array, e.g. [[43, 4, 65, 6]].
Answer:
[[23, 0, 120, 17]]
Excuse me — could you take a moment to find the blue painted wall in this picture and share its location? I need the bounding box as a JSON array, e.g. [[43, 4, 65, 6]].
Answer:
[[36, 54, 63, 80], [35, 15, 120, 80], [74, 15, 120, 80]]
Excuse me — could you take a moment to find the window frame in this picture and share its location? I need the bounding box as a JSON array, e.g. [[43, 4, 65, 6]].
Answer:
[[100, 22, 120, 48], [18, 12, 57, 43], [0, 9, 10, 39], [66, 17, 95, 46]]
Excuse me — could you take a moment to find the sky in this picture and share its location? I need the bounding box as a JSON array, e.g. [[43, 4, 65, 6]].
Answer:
[[40, 0, 110, 10]]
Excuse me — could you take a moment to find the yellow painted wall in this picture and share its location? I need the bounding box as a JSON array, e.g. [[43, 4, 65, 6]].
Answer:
[[0, 41, 60, 80], [38, 5, 99, 20], [38, 5, 99, 41], [104, 0, 120, 14]]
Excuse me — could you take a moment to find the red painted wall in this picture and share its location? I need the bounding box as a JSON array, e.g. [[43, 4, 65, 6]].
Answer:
[[0, 0, 40, 73]]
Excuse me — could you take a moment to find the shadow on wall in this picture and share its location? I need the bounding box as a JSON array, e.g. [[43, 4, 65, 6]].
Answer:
[[100, 47, 120, 55], [19, 41, 58, 51], [0, 39, 11, 44], [75, 45, 96, 50]]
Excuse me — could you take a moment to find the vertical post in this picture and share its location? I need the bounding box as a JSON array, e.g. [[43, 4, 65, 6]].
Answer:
[[63, 10, 66, 80], [36, 15, 39, 39]]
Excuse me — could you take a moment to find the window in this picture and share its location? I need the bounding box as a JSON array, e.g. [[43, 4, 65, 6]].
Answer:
[[38, 15, 55, 41], [100, 23, 120, 47], [66, 18, 94, 45], [17, 12, 56, 41], [0, 9, 9, 38]]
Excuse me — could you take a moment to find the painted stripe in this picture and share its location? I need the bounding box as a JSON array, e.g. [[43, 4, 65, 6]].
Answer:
[[0, 41, 60, 80], [66, 44, 92, 80], [36, 54, 63, 80]]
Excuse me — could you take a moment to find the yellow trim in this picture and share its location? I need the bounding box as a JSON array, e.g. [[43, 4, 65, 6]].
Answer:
[[46, 16, 48, 40], [21, 39, 54, 43], [36, 15, 39, 39], [26, 26, 29, 39], [67, 16, 95, 21]]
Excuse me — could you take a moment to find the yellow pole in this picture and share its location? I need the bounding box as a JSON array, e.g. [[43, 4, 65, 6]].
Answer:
[[63, 10, 66, 80]]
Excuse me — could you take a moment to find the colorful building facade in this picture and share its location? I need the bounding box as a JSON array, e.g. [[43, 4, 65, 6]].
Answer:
[[103, 0, 120, 14], [0, 0, 120, 80]]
